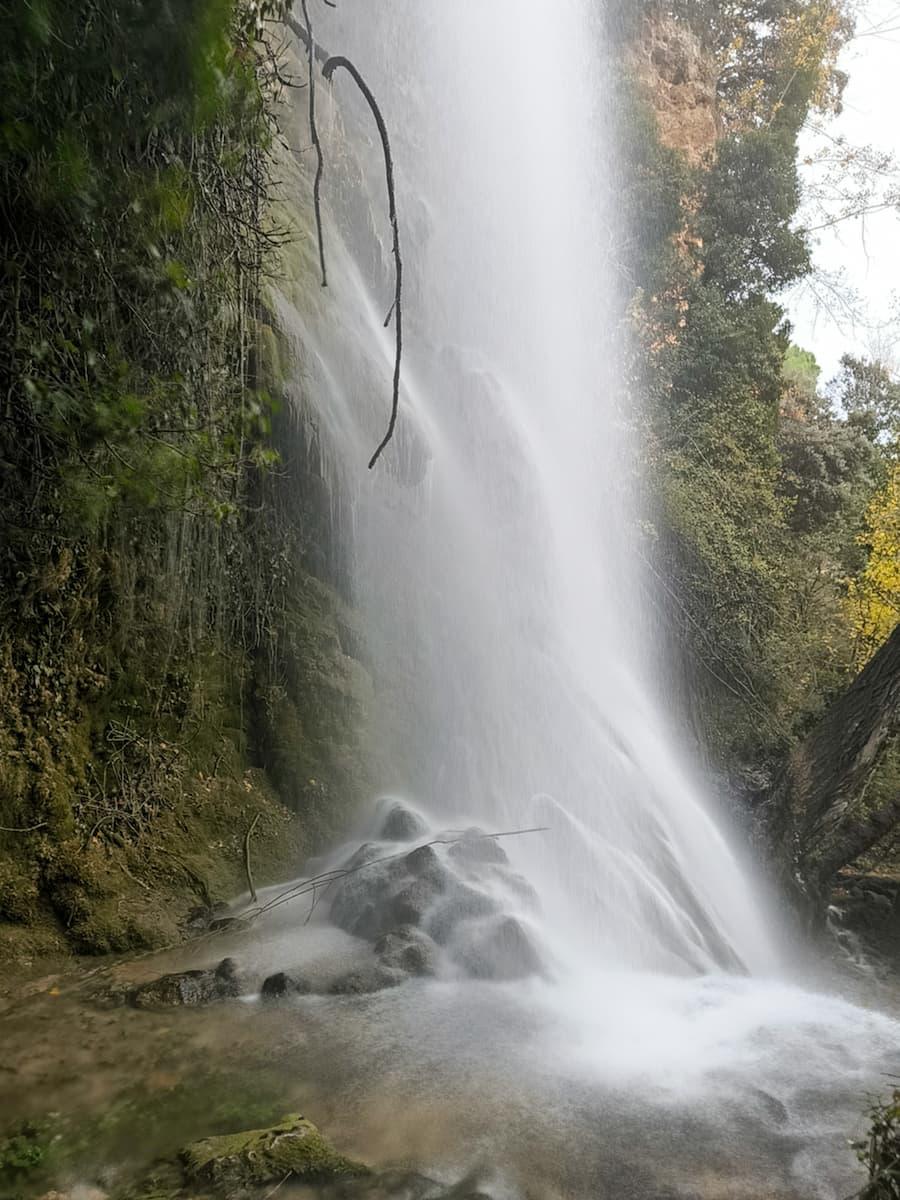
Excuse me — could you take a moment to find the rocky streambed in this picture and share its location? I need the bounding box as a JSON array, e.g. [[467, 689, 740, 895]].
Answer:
[[0, 803, 549, 1200], [3, 801, 900, 1200]]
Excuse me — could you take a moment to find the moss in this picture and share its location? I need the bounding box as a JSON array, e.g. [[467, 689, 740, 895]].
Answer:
[[0, 860, 40, 924], [182, 1114, 369, 1187], [0, 1120, 54, 1186]]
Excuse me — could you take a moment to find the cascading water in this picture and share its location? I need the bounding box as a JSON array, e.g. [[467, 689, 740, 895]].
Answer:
[[253, 2, 900, 1195], [284, 0, 776, 977]]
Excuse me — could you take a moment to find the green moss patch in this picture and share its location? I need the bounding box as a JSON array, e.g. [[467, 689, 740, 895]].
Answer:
[[182, 1113, 369, 1188]]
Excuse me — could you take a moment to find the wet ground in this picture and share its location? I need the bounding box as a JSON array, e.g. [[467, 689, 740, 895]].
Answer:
[[2, 904, 898, 1200]]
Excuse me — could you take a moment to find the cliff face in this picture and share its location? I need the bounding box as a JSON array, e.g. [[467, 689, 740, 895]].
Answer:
[[626, 13, 719, 166], [0, 9, 374, 962]]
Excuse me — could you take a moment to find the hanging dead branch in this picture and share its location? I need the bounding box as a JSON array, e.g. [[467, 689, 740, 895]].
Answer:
[[284, 17, 406, 469], [321, 54, 403, 469], [299, 0, 327, 287]]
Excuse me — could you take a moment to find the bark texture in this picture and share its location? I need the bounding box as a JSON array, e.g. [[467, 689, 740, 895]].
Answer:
[[768, 622, 900, 907]]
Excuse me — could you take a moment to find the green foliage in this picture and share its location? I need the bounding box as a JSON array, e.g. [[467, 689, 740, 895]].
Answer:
[[783, 345, 821, 399], [0, 1121, 52, 1182], [698, 131, 810, 298], [620, 2, 891, 766], [854, 1089, 900, 1198], [0, 0, 321, 943], [616, 82, 692, 292], [0, 0, 278, 548], [831, 354, 900, 444]]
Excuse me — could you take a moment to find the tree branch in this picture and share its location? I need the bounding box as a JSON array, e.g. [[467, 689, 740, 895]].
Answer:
[[299, 0, 327, 287], [322, 54, 403, 470]]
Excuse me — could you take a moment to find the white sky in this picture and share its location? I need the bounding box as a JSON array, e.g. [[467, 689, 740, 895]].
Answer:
[[786, 0, 900, 380]]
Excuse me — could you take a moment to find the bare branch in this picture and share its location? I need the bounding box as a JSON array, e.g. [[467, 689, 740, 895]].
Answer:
[[322, 54, 404, 470], [299, 0, 327, 287]]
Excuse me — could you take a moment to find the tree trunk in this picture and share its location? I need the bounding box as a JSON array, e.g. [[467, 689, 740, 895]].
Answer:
[[766, 622, 900, 912]]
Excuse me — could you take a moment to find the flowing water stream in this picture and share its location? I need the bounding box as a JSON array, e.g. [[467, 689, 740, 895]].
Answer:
[[257, 2, 900, 1195]]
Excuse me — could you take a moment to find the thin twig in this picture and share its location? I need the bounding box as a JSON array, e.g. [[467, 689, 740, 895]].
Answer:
[[0, 821, 47, 833], [240, 826, 549, 925], [262, 1173, 292, 1200]]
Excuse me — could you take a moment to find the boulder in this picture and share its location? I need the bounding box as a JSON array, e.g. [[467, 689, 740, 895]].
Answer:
[[380, 803, 428, 842], [453, 917, 544, 982], [426, 886, 499, 945], [323, 823, 545, 985], [128, 958, 241, 1008], [448, 829, 509, 868], [374, 925, 439, 976], [181, 1113, 368, 1187], [403, 843, 445, 878], [261, 971, 312, 1000], [329, 856, 406, 940], [390, 876, 444, 927], [328, 964, 406, 995]]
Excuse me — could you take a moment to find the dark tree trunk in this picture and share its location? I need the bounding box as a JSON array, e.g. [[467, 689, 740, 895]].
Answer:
[[766, 622, 900, 914]]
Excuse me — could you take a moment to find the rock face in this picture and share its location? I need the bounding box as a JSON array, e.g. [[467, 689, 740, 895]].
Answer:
[[626, 13, 719, 166], [128, 958, 241, 1008], [181, 1113, 368, 1187]]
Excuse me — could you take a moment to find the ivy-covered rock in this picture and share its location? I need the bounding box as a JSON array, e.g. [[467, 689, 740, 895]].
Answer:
[[181, 1114, 368, 1189]]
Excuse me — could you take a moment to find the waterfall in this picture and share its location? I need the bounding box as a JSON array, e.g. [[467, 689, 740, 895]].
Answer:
[[253, 5, 900, 1194], [278, 0, 775, 978]]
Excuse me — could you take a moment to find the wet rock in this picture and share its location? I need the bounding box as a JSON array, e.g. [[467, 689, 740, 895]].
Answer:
[[390, 876, 444, 927], [448, 829, 509, 868], [454, 917, 544, 981], [329, 856, 406, 940], [403, 843, 444, 877], [750, 1088, 789, 1127], [128, 958, 241, 1008], [261, 971, 312, 999], [502, 871, 540, 910], [865, 890, 893, 914], [342, 842, 383, 871], [380, 803, 428, 842], [181, 1112, 368, 1187], [324, 822, 544, 985], [328, 964, 406, 995], [374, 925, 439, 976], [426, 886, 499, 944], [184, 901, 228, 932]]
